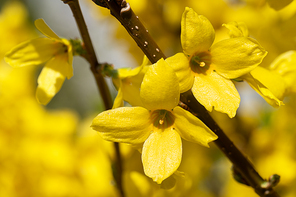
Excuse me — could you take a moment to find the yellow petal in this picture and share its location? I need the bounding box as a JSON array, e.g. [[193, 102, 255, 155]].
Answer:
[[4, 38, 61, 67], [222, 21, 249, 38], [173, 106, 217, 147], [181, 7, 215, 56], [211, 37, 267, 79], [142, 127, 182, 184], [62, 39, 74, 78], [36, 55, 69, 105], [35, 18, 61, 40], [269, 50, 296, 94], [140, 58, 180, 111], [244, 67, 285, 107], [267, 0, 293, 10], [118, 55, 149, 78], [165, 53, 194, 93], [112, 80, 124, 109], [91, 107, 151, 144], [191, 71, 240, 118]]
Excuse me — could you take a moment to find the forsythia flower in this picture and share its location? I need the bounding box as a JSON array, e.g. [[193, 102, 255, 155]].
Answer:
[[166, 7, 267, 118], [5, 18, 73, 105], [269, 50, 296, 95], [223, 21, 286, 106], [112, 56, 149, 108], [91, 58, 217, 184]]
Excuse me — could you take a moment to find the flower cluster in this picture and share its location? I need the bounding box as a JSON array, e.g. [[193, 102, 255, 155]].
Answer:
[[4, 2, 296, 188], [5, 19, 73, 105]]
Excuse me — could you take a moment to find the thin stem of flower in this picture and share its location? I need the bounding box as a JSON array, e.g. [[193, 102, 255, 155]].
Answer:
[[61, 0, 124, 196], [62, 0, 113, 109], [94, 1, 280, 196]]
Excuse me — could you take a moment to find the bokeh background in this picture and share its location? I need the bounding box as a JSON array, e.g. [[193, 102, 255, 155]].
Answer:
[[1, 0, 296, 196]]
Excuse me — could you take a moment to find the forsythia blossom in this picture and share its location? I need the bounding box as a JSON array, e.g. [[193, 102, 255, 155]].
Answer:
[[91, 58, 217, 184], [5, 18, 73, 105], [223, 21, 286, 107], [112, 56, 149, 108], [166, 7, 267, 118]]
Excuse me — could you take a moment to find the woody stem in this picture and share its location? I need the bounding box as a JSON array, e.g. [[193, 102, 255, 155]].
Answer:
[[62, 0, 124, 196]]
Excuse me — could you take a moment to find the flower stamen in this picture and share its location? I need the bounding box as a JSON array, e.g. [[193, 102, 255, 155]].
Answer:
[[190, 51, 212, 74], [151, 110, 174, 129]]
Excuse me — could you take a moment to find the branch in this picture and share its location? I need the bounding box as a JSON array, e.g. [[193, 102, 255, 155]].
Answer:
[[95, 0, 280, 196], [61, 0, 124, 196]]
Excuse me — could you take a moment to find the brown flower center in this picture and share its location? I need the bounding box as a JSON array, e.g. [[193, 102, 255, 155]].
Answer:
[[189, 51, 212, 74], [150, 109, 175, 129]]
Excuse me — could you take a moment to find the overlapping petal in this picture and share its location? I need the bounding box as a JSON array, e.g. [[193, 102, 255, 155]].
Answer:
[[91, 107, 151, 144], [173, 106, 217, 147], [112, 56, 149, 107], [4, 38, 61, 67], [36, 55, 69, 105], [211, 37, 267, 79], [222, 21, 249, 38], [112, 79, 124, 109], [181, 7, 215, 56], [191, 71, 240, 118], [62, 38, 74, 79], [142, 127, 182, 184], [165, 53, 194, 93], [35, 18, 61, 40], [269, 50, 296, 94], [140, 58, 179, 111], [243, 67, 285, 107]]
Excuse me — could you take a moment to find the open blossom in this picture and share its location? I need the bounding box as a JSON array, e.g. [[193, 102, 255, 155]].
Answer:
[[112, 56, 149, 108], [5, 18, 73, 105], [223, 21, 286, 107], [166, 7, 267, 118], [91, 58, 217, 184]]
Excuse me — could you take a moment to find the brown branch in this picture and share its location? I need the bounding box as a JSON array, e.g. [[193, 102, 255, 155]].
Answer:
[[95, 0, 280, 196], [61, 0, 124, 196]]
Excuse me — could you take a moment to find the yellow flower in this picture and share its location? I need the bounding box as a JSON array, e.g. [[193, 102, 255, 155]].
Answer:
[[166, 7, 267, 118], [243, 67, 286, 107], [269, 50, 296, 95], [91, 58, 217, 184], [112, 56, 149, 108], [5, 18, 73, 105], [223, 21, 286, 107]]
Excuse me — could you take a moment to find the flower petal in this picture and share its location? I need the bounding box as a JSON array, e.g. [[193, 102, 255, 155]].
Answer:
[[181, 7, 215, 56], [35, 18, 61, 40], [91, 107, 151, 144], [62, 39, 74, 79], [142, 127, 182, 184], [269, 50, 296, 94], [36, 55, 69, 105], [243, 67, 285, 107], [211, 37, 267, 79], [165, 53, 194, 93], [191, 71, 240, 118], [140, 58, 180, 111], [222, 21, 249, 38], [118, 55, 149, 78], [4, 38, 61, 67], [173, 106, 217, 147], [112, 79, 124, 109]]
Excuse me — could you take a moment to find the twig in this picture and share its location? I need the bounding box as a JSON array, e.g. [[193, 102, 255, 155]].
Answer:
[[95, 0, 280, 196], [61, 0, 124, 196]]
